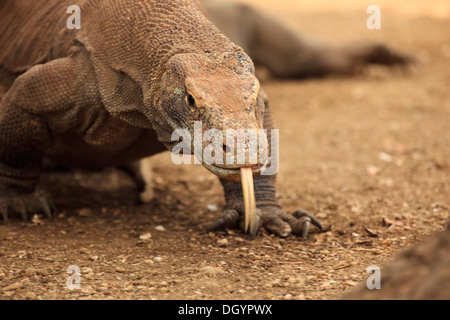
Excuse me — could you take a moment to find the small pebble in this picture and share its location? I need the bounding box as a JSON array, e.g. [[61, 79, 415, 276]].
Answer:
[[139, 233, 152, 240], [217, 238, 228, 247], [234, 237, 244, 244], [159, 281, 169, 287], [115, 267, 127, 273], [25, 292, 37, 300], [25, 267, 37, 276]]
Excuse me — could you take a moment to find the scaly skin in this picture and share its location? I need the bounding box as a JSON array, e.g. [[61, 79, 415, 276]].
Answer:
[[0, 0, 320, 237]]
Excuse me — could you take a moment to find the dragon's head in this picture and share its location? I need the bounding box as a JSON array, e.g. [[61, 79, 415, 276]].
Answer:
[[151, 51, 268, 180]]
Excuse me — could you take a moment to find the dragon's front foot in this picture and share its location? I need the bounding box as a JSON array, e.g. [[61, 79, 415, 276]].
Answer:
[[207, 206, 322, 238], [262, 207, 322, 239], [0, 189, 55, 223]]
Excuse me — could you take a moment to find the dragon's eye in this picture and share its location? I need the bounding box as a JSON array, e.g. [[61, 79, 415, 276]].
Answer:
[[186, 93, 196, 107]]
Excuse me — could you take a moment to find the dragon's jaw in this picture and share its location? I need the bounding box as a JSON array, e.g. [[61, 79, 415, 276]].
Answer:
[[203, 163, 263, 181]]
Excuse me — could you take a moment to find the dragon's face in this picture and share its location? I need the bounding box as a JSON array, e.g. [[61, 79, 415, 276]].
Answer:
[[152, 51, 267, 180]]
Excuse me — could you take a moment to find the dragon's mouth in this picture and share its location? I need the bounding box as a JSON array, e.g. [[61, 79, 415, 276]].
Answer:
[[202, 162, 266, 181]]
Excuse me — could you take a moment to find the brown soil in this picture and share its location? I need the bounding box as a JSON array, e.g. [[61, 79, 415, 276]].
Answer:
[[1, 0, 449, 300]]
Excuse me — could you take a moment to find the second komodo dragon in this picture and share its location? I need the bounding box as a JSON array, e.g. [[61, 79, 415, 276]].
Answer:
[[0, 0, 321, 237]]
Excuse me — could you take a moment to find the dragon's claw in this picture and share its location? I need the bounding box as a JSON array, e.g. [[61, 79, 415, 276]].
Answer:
[[0, 189, 56, 223], [38, 197, 53, 219], [16, 198, 28, 222], [293, 209, 323, 232], [302, 219, 311, 240], [207, 209, 240, 232], [207, 208, 262, 237]]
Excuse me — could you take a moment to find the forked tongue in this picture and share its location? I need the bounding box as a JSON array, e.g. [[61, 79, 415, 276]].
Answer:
[[241, 167, 257, 236]]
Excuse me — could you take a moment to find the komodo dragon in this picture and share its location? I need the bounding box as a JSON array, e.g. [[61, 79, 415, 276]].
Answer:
[[0, 0, 322, 238]]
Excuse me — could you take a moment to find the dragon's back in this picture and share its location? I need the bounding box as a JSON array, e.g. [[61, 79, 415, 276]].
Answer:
[[0, 0, 76, 74]]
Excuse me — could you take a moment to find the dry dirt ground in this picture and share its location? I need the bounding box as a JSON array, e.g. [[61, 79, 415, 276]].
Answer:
[[1, 0, 449, 300]]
